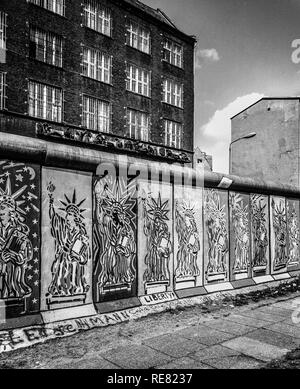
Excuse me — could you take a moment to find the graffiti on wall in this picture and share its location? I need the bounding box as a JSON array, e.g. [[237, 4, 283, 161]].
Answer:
[[46, 184, 90, 305], [230, 193, 251, 279], [204, 190, 229, 283], [0, 161, 40, 316], [251, 195, 269, 275], [271, 197, 288, 273], [41, 168, 93, 311], [287, 200, 300, 268], [93, 176, 137, 301], [141, 190, 172, 291], [175, 200, 200, 281]]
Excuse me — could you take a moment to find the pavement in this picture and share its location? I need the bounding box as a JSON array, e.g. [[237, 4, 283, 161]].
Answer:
[[1, 292, 300, 369]]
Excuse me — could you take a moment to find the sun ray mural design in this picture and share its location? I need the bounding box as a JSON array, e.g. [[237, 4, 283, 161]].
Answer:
[[287, 200, 300, 267], [46, 182, 90, 307], [204, 189, 229, 283], [251, 195, 269, 273], [0, 161, 40, 316], [271, 198, 288, 273], [230, 193, 251, 276], [141, 190, 172, 286], [175, 199, 201, 280], [94, 175, 137, 300]]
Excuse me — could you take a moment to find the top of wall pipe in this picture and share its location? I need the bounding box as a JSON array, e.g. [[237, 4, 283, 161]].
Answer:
[[0, 132, 299, 199]]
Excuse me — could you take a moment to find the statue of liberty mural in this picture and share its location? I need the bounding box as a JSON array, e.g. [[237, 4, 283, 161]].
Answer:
[[251, 195, 268, 269], [94, 178, 136, 293], [205, 190, 228, 282], [47, 183, 90, 298], [0, 175, 32, 299], [272, 199, 288, 272], [287, 202, 300, 266], [142, 192, 172, 284], [230, 193, 250, 274], [175, 200, 200, 279]]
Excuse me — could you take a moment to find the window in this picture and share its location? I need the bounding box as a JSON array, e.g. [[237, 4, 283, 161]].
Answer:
[[83, 0, 111, 37], [127, 109, 149, 142], [82, 47, 111, 84], [0, 11, 7, 50], [0, 72, 6, 110], [30, 27, 63, 67], [163, 39, 183, 68], [28, 0, 65, 16], [126, 21, 150, 54], [164, 120, 182, 149], [82, 96, 110, 133], [28, 81, 62, 122], [163, 79, 183, 108], [126, 64, 151, 97]]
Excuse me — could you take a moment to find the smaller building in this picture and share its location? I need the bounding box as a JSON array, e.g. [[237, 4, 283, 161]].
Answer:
[[230, 97, 300, 187], [194, 147, 213, 171]]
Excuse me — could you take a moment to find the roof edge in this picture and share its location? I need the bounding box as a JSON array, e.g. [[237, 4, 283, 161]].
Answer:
[[119, 0, 197, 43], [230, 97, 300, 120]]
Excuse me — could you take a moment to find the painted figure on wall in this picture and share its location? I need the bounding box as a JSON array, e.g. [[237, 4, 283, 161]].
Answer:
[[205, 190, 228, 282], [141, 192, 172, 285], [287, 202, 300, 266], [0, 175, 33, 299], [175, 200, 200, 279], [46, 182, 90, 299], [272, 199, 288, 272], [94, 177, 136, 295], [251, 195, 268, 269], [230, 193, 250, 274]]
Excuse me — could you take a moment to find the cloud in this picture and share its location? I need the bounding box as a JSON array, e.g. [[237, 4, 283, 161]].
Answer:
[[195, 48, 220, 69], [197, 93, 264, 174]]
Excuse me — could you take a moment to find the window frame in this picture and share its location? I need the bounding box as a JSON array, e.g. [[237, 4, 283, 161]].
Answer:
[[0, 11, 7, 50], [28, 0, 66, 17], [162, 78, 183, 108], [29, 26, 63, 68], [164, 119, 183, 149], [126, 63, 151, 98], [126, 20, 151, 55], [82, 0, 112, 37], [126, 108, 150, 142], [82, 46, 112, 84], [0, 72, 6, 110], [82, 95, 111, 133], [28, 80, 63, 123], [163, 38, 183, 69]]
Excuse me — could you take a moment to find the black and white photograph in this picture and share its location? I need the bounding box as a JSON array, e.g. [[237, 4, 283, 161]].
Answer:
[[1, 0, 300, 376]]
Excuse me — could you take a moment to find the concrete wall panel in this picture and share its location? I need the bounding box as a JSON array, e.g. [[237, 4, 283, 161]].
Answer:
[[41, 167, 95, 320], [250, 194, 270, 277], [93, 175, 138, 302], [229, 192, 251, 281], [270, 197, 288, 274], [0, 160, 41, 319], [287, 198, 300, 272], [204, 189, 230, 285], [138, 180, 173, 296], [174, 186, 203, 290]]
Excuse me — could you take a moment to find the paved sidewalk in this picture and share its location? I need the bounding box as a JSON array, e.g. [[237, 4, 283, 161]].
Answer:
[[1, 293, 300, 369]]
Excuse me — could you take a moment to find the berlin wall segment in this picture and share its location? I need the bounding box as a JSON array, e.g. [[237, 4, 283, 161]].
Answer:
[[0, 139, 300, 351]]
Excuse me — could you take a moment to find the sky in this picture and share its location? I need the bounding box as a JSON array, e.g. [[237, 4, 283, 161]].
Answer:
[[142, 0, 300, 173]]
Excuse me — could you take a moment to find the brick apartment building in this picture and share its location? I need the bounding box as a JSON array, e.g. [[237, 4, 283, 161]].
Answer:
[[0, 0, 196, 164]]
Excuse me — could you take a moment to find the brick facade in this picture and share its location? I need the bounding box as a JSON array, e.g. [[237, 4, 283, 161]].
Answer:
[[0, 0, 195, 154]]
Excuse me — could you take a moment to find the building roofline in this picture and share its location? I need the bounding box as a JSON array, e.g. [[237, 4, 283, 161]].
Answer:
[[115, 0, 197, 44], [230, 97, 300, 120]]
